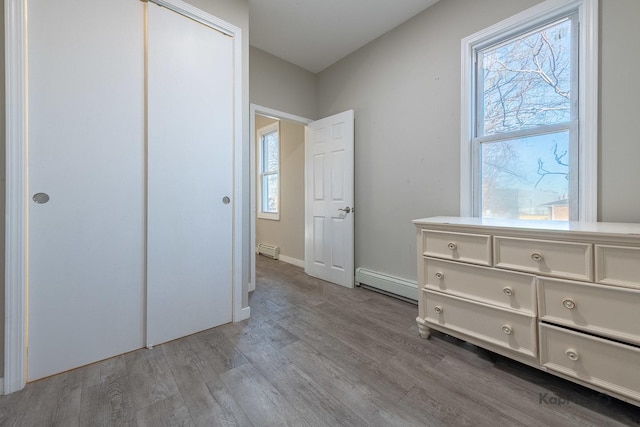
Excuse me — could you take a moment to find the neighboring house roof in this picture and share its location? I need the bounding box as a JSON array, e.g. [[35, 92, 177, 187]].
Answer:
[[541, 199, 569, 206]]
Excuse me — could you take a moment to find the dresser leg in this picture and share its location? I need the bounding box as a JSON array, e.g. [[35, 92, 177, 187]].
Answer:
[[416, 317, 431, 339]]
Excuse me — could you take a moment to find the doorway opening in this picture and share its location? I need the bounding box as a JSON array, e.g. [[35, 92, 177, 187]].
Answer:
[[250, 105, 312, 291]]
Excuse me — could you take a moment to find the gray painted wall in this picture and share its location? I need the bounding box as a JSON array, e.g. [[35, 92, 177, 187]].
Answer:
[[316, 0, 640, 283], [250, 46, 318, 120], [598, 0, 640, 222], [255, 116, 305, 262]]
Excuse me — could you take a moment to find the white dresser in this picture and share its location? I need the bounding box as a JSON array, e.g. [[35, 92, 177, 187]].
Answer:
[[414, 216, 640, 406]]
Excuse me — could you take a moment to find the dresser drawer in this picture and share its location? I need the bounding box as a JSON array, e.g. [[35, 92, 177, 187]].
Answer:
[[494, 236, 593, 281], [595, 244, 640, 290], [422, 230, 491, 266], [423, 290, 537, 357], [539, 323, 640, 403], [424, 258, 536, 314], [538, 277, 640, 345]]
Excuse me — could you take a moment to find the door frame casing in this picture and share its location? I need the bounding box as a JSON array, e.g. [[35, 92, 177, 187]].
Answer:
[[249, 104, 312, 292], [4, 0, 27, 396], [3, 0, 245, 394]]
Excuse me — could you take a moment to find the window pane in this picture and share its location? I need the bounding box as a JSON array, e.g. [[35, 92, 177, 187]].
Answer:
[[262, 174, 279, 213], [262, 132, 279, 173], [481, 131, 569, 220], [480, 18, 572, 135]]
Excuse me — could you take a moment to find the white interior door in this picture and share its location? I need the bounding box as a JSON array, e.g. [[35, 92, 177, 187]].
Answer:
[[27, 0, 146, 381], [146, 3, 234, 346], [305, 110, 355, 287]]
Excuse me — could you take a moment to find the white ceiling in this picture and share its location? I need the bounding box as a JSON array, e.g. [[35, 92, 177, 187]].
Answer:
[[249, 0, 440, 73]]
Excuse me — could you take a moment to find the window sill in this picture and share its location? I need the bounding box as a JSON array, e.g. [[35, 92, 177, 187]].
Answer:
[[257, 213, 280, 221]]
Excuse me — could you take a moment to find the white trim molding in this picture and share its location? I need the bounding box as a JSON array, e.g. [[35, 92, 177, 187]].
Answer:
[[4, 0, 28, 395], [249, 104, 312, 293], [149, 0, 236, 37], [237, 306, 250, 321], [279, 255, 305, 268], [577, 0, 598, 222], [460, 0, 598, 221]]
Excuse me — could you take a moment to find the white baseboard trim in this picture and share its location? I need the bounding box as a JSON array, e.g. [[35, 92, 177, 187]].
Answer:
[[236, 306, 250, 321], [279, 255, 304, 268], [355, 267, 418, 301]]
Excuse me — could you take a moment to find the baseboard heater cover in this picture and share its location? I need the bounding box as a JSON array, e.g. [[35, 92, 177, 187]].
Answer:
[[355, 267, 418, 302], [257, 243, 280, 259]]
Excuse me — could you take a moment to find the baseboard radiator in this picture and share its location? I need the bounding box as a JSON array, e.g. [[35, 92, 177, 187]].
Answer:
[[355, 268, 418, 303], [257, 243, 280, 260]]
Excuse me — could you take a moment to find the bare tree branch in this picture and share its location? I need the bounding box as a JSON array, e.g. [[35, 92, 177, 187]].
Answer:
[[535, 143, 569, 187]]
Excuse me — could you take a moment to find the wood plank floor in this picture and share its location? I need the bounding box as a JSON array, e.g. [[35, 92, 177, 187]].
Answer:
[[1, 256, 639, 426]]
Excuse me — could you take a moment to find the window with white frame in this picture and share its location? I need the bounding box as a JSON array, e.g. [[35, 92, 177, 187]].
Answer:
[[461, 0, 598, 221], [257, 122, 280, 220]]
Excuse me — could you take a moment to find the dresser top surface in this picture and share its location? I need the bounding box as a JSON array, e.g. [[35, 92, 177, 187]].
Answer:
[[413, 216, 640, 237]]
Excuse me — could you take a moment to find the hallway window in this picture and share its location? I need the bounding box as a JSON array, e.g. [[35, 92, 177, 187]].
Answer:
[[257, 122, 280, 220]]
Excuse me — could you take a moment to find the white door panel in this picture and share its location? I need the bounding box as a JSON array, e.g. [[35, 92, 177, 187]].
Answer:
[[305, 111, 355, 287], [27, 0, 145, 380], [146, 3, 234, 346]]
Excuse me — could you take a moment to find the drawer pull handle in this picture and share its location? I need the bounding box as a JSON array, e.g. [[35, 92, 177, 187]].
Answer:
[[565, 349, 579, 361], [434, 306, 443, 314], [447, 242, 457, 250], [502, 286, 514, 296], [530, 252, 544, 262], [501, 324, 513, 335], [435, 272, 444, 280], [562, 298, 576, 310]]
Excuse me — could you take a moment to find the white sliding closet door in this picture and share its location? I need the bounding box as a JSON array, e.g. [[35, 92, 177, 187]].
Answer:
[[146, 3, 234, 346], [27, 0, 146, 381]]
